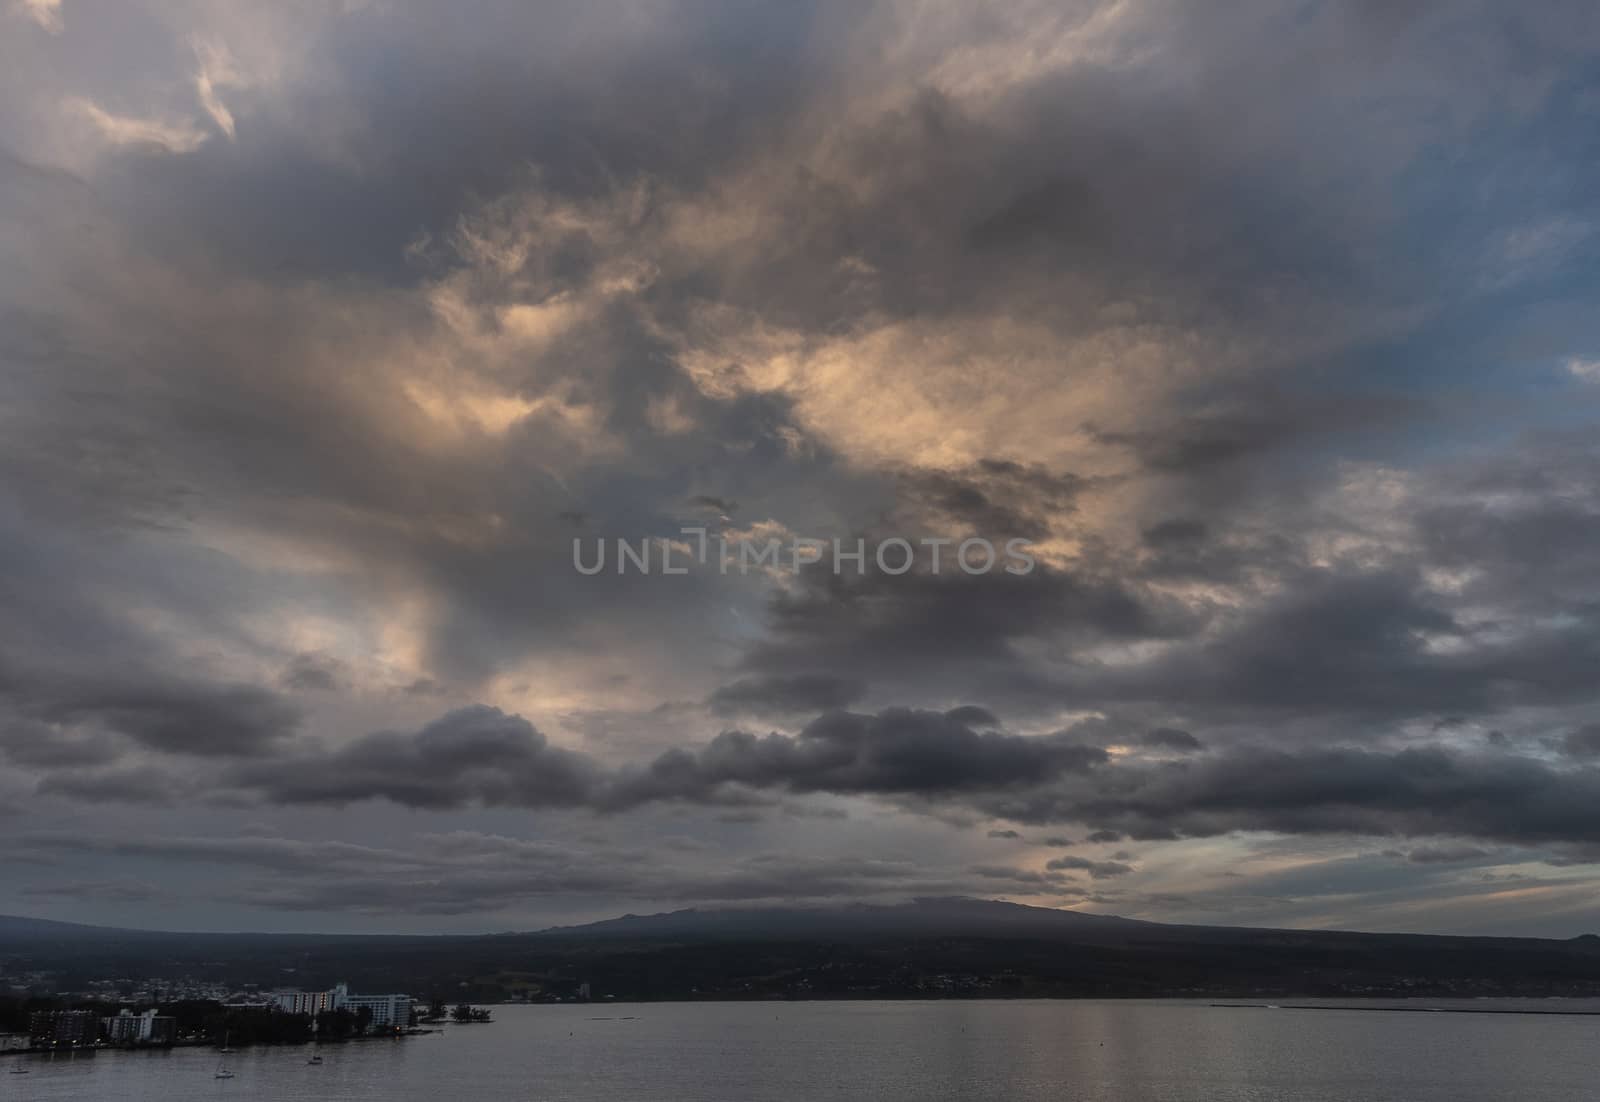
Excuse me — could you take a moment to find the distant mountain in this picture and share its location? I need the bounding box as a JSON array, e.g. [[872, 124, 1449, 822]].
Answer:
[[0, 898, 1149, 946], [535, 897, 1152, 941], [4, 900, 1599, 1003], [0, 913, 140, 940]]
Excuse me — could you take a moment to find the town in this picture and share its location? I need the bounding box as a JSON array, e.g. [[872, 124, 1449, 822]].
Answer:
[[2, 981, 493, 1055]]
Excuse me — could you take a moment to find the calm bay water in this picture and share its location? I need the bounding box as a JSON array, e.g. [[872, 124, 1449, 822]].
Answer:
[[7, 1000, 1599, 1102]]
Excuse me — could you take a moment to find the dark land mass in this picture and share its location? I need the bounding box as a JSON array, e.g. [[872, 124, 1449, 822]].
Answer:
[[5, 899, 1600, 1004]]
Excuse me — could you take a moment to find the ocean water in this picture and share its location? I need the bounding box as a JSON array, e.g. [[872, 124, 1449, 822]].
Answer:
[[6, 999, 1599, 1102]]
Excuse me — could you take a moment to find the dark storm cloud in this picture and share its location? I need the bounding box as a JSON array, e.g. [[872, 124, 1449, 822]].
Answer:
[[707, 673, 868, 717], [1139, 728, 1203, 753], [0, 666, 302, 758], [230, 706, 603, 810], [979, 746, 1600, 849], [608, 708, 1108, 807], [189, 705, 1105, 812]]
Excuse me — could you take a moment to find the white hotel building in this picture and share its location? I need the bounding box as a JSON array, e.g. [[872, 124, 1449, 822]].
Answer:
[[269, 983, 412, 1031]]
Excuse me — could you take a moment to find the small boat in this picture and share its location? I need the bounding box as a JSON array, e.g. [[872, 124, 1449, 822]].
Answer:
[[307, 1055, 323, 1065], [8, 1066, 29, 1075], [215, 1068, 235, 1079]]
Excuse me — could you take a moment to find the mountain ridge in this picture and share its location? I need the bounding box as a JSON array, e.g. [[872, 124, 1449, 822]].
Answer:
[[5, 898, 1600, 1002], [2, 896, 1594, 944]]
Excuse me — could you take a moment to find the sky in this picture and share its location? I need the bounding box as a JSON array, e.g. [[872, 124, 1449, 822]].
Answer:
[[3, 0, 1600, 938]]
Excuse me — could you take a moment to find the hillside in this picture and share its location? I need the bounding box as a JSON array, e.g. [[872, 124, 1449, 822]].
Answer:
[[4, 899, 1599, 1003]]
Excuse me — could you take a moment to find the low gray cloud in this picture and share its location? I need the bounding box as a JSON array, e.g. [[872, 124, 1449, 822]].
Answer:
[[1397, 843, 1495, 865], [1562, 725, 1600, 759], [35, 765, 198, 805], [707, 673, 868, 717], [1045, 855, 1136, 880], [2, 830, 1081, 917], [20, 878, 165, 904]]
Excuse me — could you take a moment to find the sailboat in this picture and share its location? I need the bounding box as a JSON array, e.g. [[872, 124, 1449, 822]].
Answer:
[[215, 1030, 236, 1079]]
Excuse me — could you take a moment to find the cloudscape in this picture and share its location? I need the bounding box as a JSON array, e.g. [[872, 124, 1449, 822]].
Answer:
[[4, 0, 1600, 938]]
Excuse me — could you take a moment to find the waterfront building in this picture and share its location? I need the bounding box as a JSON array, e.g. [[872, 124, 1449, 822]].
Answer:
[[102, 1008, 178, 1046], [267, 982, 412, 1031], [27, 1009, 99, 1047]]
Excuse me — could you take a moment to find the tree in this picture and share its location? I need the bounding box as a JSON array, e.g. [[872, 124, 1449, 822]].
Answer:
[[317, 1008, 359, 1041]]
